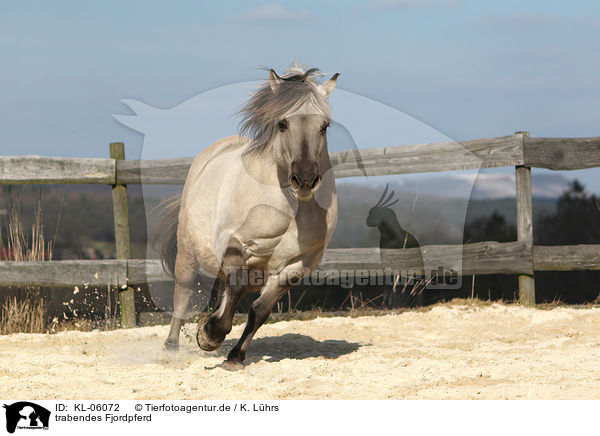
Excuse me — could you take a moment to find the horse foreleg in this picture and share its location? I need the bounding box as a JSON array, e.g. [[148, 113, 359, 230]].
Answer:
[[223, 274, 291, 371], [197, 247, 247, 351]]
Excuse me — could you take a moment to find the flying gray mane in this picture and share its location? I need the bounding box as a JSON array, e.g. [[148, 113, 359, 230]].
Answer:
[[238, 66, 330, 155]]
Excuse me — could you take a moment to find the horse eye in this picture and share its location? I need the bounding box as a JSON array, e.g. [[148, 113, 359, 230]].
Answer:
[[278, 120, 288, 132], [320, 123, 330, 134]]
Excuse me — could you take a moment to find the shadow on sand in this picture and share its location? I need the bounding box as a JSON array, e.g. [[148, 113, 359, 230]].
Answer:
[[212, 333, 361, 365]]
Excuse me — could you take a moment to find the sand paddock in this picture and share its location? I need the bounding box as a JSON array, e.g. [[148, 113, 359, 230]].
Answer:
[[1, 302, 599, 399]]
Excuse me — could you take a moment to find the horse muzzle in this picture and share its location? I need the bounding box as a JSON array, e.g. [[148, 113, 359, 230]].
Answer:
[[289, 173, 321, 201], [289, 160, 321, 201]]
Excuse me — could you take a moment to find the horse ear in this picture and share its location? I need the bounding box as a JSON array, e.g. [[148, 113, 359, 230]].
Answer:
[[319, 72, 340, 98], [269, 69, 283, 93]]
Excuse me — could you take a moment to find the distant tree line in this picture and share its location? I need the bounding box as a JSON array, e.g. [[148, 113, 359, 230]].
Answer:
[[463, 180, 600, 303]]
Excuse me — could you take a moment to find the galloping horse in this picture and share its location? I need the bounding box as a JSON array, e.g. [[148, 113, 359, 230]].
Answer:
[[154, 66, 340, 370]]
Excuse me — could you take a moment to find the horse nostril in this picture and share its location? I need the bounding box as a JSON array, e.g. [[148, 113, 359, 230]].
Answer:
[[290, 174, 300, 187], [310, 175, 321, 190]]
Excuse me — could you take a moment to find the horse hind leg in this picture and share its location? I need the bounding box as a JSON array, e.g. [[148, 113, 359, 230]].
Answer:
[[163, 284, 193, 351], [164, 253, 198, 352]]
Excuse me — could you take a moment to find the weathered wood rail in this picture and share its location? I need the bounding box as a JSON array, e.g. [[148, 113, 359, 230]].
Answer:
[[1, 132, 599, 326], [1, 243, 599, 287], [4, 134, 600, 185]]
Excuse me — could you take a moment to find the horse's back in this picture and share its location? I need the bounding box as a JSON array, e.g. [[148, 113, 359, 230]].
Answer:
[[188, 135, 248, 175]]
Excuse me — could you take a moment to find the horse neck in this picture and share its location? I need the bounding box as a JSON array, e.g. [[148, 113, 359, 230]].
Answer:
[[241, 147, 283, 187]]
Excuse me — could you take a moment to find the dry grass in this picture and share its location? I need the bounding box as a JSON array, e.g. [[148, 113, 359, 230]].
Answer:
[[0, 296, 45, 334], [0, 190, 55, 334], [0, 293, 98, 335], [1, 197, 53, 262], [48, 318, 95, 334]]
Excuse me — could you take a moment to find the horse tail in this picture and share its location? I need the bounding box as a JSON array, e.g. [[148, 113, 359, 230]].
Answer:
[[151, 196, 180, 278]]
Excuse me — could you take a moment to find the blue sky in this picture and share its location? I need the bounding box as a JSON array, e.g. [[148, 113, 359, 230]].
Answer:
[[2, 0, 600, 190]]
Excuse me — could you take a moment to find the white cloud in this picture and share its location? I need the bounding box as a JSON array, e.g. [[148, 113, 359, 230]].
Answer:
[[239, 3, 311, 23], [369, 0, 459, 10]]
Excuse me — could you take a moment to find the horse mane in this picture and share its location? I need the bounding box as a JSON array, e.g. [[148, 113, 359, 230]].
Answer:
[[238, 65, 330, 155]]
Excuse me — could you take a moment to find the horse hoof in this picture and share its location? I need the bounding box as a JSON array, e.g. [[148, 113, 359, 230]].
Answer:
[[220, 360, 244, 371], [196, 324, 223, 351], [163, 340, 179, 352]]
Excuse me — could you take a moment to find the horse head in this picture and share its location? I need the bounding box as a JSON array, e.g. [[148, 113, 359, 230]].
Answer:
[[239, 66, 340, 201]]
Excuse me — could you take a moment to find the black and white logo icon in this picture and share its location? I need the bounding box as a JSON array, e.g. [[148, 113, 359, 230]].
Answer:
[[3, 402, 50, 433]]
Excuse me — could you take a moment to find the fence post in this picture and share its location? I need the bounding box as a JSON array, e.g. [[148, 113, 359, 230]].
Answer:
[[515, 131, 535, 306], [110, 142, 136, 328]]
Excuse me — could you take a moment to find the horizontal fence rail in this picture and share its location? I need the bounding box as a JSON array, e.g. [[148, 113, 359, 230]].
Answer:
[[0, 156, 115, 184], [2, 134, 600, 185], [523, 137, 600, 170], [1, 244, 599, 287]]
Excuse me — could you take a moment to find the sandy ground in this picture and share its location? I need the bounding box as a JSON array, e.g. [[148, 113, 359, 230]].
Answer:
[[1, 302, 599, 399]]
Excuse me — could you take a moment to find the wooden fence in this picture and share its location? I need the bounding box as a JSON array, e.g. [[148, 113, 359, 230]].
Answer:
[[1, 132, 600, 327]]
